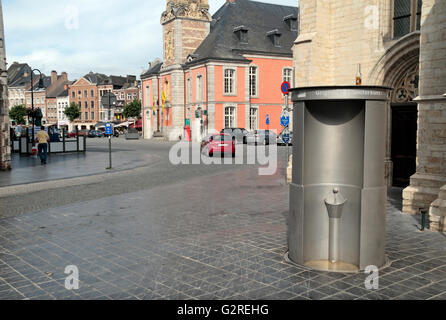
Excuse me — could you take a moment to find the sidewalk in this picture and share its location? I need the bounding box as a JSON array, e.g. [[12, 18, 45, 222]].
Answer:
[[0, 139, 161, 187]]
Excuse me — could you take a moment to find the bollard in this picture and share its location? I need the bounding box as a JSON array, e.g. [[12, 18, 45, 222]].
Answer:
[[420, 208, 427, 232]]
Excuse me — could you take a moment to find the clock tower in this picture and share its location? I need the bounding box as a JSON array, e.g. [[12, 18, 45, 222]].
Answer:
[[161, 0, 211, 67]]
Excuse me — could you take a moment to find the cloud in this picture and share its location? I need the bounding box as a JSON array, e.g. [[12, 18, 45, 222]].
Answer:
[[3, 0, 298, 80]]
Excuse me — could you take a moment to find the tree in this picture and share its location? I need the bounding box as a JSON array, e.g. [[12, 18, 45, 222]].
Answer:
[[8, 105, 27, 125], [64, 102, 81, 123], [123, 99, 142, 119]]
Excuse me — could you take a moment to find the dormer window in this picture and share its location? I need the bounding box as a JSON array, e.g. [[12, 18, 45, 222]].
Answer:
[[266, 29, 282, 47], [234, 26, 248, 44], [187, 54, 198, 63], [283, 14, 298, 32]]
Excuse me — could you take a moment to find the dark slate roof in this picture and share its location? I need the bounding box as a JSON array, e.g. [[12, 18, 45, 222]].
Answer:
[[84, 72, 109, 85], [7, 62, 35, 87], [188, 0, 299, 65], [108, 75, 127, 89], [141, 62, 163, 79], [47, 80, 72, 98]]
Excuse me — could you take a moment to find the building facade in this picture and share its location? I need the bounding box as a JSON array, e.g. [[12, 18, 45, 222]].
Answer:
[[7, 62, 33, 110], [68, 73, 141, 129], [56, 89, 70, 130], [293, 0, 446, 229], [69, 75, 100, 129], [0, 0, 10, 170], [141, 0, 297, 141]]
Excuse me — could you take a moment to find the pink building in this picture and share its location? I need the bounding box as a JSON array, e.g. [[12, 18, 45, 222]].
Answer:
[[141, 0, 297, 141]]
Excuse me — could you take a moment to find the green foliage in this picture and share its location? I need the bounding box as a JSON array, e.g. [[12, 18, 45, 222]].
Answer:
[[8, 105, 27, 124], [64, 102, 81, 122], [123, 99, 142, 119]]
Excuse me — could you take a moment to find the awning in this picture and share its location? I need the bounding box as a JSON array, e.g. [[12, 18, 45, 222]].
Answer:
[[114, 122, 130, 128]]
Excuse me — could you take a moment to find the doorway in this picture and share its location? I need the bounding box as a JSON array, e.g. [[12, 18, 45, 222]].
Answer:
[[391, 103, 418, 187]]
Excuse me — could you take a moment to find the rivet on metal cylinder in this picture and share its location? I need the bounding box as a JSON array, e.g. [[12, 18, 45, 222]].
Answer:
[[325, 188, 347, 264]]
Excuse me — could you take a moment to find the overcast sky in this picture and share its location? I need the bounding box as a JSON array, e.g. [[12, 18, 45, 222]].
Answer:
[[3, 0, 298, 80]]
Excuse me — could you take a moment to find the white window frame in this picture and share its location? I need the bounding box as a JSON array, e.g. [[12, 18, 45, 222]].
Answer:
[[283, 67, 293, 84], [249, 65, 259, 98], [224, 106, 236, 129], [196, 74, 203, 102], [249, 107, 259, 131], [223, 67, 237, 96], [187, 76, 192, 105]]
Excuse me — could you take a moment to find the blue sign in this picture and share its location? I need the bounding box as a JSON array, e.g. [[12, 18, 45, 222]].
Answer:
[[266, 114, 270, 126], [282, 133, 290, 144], [280, 110, 290, 127], [281, 81, 291, 95], [105, 123, 113, 135], [282, 128, 291, 144]]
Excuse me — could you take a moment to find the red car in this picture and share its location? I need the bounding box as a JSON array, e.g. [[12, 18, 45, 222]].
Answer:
[[201, 133, 235, 158]]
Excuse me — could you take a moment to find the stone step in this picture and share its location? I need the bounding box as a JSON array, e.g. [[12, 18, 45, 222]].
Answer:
[[409, 173, 446, 188], [438, 185, 446, 199], [430, 199, 446, 216], [403, 185, 439, 202], [153, 132, 165, 138]]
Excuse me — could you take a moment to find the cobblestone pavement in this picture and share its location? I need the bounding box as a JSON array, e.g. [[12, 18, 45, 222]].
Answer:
[[0, 144, 445, 300]]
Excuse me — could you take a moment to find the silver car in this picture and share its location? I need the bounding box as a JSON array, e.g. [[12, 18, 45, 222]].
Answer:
[[246, 130, 278, 145]]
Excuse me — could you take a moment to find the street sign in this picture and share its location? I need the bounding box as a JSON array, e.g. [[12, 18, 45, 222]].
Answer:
[[282, 128, 291, 144], [105, 123, 113, 135], [280, 110, 290, 127], [281, 81, 291, 95], [101, 92, 117, 108], [266, 114, 270, 126]]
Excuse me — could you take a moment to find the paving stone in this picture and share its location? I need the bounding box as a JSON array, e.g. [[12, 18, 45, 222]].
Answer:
[[0, 144, 445, 300]]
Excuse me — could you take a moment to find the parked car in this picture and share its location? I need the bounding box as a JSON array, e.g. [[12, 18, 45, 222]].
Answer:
[[278, 131, 293, 146], [246, 130, 278, 145], [66, 130, 77, 138], [77, 129, 89, 137], [88, 130, 97, 138], [221, 128, 249, 144], [89, 130, 105, 138], [201, 133, 235, 157]]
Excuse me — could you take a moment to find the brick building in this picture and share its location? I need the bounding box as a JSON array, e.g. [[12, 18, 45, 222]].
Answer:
[[68, 73, 141, 129], [293, 0, 446, 230], [69, 73, 100, 129], [141, 0, 297, 141]]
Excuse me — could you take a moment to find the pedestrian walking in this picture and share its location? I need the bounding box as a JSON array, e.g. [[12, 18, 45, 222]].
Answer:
[[35, 126, 50, 165], [9, 126, 16, 142]]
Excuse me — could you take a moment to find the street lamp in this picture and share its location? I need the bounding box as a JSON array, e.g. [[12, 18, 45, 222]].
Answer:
[[27, 68, 44, 146]]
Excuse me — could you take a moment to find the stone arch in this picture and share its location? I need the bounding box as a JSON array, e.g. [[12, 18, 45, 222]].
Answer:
[[371, 32, 421, 187], [369, 32, 420, 89]]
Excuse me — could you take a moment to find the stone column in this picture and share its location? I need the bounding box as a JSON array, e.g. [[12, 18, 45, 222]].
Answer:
[[0, 0, 10, 171], [402, 0, 446, 219]]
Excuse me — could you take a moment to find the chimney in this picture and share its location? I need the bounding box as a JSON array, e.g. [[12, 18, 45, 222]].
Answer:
[[64, 83, 68, 90], [51, 70, 57, 84], [226, 0, 235, 3]]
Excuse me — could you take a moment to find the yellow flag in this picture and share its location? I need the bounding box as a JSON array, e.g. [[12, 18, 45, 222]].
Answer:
[[162, 90, 166, 113]]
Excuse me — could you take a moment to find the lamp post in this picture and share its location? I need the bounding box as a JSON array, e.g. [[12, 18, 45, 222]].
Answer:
[[28, 68, 44, 147]]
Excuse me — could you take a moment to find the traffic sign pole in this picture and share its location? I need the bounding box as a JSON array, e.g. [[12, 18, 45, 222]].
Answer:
[[102, 93, 117, 170]]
